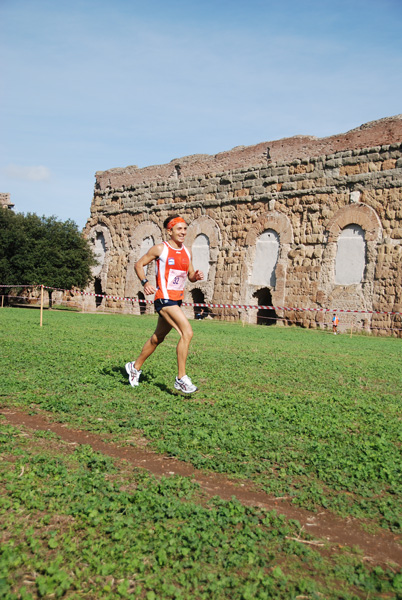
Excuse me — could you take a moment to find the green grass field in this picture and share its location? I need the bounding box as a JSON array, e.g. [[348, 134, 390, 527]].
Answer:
[[1, 308, 401, 599]]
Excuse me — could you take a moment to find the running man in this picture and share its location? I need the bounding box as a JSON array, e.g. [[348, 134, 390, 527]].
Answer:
[[332, 314, 339, 335], [125, 215, 204, 394]]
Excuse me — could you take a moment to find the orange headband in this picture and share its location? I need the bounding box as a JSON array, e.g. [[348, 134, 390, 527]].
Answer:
[[167, 217, 186, 230]]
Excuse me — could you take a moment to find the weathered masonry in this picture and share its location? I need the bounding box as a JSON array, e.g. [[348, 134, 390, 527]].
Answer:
[[0, 193, 14, 210], [83, 115, 402, 335]]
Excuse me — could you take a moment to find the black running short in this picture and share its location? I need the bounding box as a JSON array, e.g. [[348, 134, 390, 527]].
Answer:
[[154, 299, 183, 313]]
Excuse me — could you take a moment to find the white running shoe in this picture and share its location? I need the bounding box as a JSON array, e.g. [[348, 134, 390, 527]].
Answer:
[[174, 375, 198, 394], [125, 362, 142, 387]]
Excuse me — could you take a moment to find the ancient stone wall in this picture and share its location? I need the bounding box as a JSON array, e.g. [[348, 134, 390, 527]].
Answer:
[[0, 193, 14, 210], [84, 116, 402, 335]]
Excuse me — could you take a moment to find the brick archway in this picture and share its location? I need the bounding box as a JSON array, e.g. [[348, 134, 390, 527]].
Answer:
[[184, 216, 221, 315], [327, 203, 382, 243], [84, 218, 114, 310], [241, 211, 293, 322], [125, 220, 163, 314], [319, 203, 383, 330]]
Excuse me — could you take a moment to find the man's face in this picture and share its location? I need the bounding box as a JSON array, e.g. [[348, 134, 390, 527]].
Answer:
[[171, 222, 187, 243]]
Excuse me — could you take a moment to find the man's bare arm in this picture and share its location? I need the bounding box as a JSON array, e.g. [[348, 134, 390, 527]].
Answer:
[[188, 258, 204, 283]]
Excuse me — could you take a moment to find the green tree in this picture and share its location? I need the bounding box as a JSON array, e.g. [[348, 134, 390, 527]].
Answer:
[[0, 210, 97, 306]]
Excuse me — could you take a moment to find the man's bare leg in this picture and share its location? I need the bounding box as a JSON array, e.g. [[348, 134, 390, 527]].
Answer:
[[134, 315, 172, 370], [157, 305, 193, 379]]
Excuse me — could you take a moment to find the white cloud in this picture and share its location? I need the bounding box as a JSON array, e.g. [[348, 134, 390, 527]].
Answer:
[[2, 164, 51, 182]]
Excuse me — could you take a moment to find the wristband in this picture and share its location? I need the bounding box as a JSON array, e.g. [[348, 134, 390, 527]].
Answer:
[[141, 278, 148, 286]]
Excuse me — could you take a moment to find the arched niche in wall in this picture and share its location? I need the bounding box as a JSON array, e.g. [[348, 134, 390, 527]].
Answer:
[[319, 203, 382, 326], [190, 288, 211, 320], [335, 224, 366, 285], [86, 220, 114, 308], [125, 220, 163, 314], [184, 216, 221, 309], [241, 211, 293, 320], [140, 235, 155, 276], [93, 232, 107, 278], [192, 233, 210, 280], [251, 229, 280, 287]]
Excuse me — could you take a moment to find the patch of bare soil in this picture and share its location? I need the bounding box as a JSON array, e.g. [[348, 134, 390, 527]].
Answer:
[[2, 407, 401, 568]]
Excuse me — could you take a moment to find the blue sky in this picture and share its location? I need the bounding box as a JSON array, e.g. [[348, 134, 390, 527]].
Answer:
[[1, 0, 401, 229]]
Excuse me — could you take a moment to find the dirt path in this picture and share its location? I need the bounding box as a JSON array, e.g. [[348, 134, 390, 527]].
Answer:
[[2, 407, 401, 568]]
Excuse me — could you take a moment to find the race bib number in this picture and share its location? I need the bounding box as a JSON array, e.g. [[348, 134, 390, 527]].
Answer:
[[167, 269, 187, 291]]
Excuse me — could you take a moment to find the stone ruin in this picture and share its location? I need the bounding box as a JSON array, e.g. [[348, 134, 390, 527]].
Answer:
[[0, 193, 14, 210], [82, 115, 402, 335]]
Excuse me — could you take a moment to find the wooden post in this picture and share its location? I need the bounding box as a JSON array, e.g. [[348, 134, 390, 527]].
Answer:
[[242, 309, 247, 327], [1, 295, 3, 308], [40, 285, 44, 327]]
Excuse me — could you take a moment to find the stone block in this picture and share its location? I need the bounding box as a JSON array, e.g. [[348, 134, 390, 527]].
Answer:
[[382, 159, 397, 171]]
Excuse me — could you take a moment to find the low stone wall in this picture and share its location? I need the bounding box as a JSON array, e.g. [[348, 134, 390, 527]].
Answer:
[[83, 115, 402, 335]]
